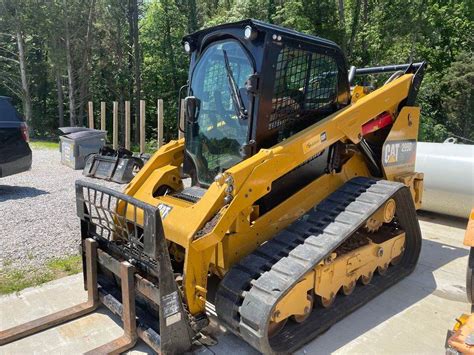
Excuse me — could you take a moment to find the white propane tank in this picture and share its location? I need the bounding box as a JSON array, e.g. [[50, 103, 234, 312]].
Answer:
[[415, 140, 474, 219]]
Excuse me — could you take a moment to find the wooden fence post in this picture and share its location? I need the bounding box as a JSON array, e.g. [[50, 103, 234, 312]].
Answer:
[[179, 99, 185, 139], [100, 102, 106, 131], [113, 101, 118, 149], [88, 101, 94, 129], [140, 100, 145, 154], [125, 101, 131, 150], [157, 99, 163, 149]]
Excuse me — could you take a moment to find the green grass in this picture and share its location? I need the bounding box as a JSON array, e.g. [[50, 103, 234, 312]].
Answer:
[[46, 255, 82, 275], [0, 255, 82, 295], [30, 139, 160, 154], [29, 140, 59, 150]]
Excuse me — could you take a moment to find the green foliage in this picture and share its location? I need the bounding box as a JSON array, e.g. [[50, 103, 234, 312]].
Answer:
[[441, 51, 474, 142], [141, 0, 189, 141], [0, 0, 472, 143]]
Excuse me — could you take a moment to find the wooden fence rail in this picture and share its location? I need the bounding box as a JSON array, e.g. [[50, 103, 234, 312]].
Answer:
[[88, 102, 94, 129], [125, 101, 131, 150], [157, 99, 164, 149], [100, 102, 106, 131], [112, 101, 118, 150], [87, 99, 180, 152]]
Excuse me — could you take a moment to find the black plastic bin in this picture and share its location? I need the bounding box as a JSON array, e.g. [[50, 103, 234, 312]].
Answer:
[[59, 127, 107, 169]]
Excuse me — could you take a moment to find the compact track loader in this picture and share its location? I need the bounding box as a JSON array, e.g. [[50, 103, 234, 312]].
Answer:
[[0, 19, 426, 354]]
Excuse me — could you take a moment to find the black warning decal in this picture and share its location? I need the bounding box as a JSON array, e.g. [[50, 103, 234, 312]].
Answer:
[[161, 291, 182, 326], [162, 291, 180, 318]]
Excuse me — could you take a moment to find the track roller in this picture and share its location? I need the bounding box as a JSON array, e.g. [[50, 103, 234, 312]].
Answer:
[[360, 271, 373, 285], [377, 263, 389, 275], [342, 281, 356, 296], [292, 293, 314, 323], [319, 293, 336, 308]]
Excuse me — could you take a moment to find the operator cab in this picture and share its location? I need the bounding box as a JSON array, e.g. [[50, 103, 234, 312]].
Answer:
[[182, 19, 350, 188]]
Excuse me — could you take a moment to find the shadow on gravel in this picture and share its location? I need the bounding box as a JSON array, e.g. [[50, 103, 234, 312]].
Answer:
[[0, 185, 49, 202]]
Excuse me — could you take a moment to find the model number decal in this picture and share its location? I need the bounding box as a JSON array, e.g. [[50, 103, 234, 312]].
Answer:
[[157, 203, 173, 219], [382, 139, 417, 166]]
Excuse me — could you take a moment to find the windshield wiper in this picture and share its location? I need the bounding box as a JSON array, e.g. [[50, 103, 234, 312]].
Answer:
[[222, 49, 247, 120]]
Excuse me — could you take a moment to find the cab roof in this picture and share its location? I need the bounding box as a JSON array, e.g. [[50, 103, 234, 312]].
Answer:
[[183, 18, 342, 52]]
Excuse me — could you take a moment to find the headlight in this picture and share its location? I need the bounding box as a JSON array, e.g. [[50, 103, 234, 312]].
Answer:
[[184, 41, 192, 53], [244, 25, 257, 40]]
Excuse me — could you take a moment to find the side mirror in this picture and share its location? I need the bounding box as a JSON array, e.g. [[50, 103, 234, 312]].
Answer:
[[184, 96, 199, 124], [348, 66, 356, 85], [177, 84, 189, 134]]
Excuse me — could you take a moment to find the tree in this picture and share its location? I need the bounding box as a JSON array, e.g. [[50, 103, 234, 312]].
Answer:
[[130, 0, 142, 143], [141, 0, 188, 140], [188, 0, 199, 32], [63, 1, 77, 126], [442, 51, 474, 142], [0, 0, 33, 127], [0, 0, 471, 143]]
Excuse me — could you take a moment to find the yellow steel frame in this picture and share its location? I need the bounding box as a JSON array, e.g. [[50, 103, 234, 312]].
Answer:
[[315, 232, 406, 299], [123, 74, 420, 315], [271, 231, 406, 323]]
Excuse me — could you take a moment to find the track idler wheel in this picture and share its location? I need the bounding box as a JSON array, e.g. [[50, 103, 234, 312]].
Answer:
[[377, 263, 389, 275], [342, 280, 356, 296], [292, 293, 314, 323], [391, 247, 405, 266]]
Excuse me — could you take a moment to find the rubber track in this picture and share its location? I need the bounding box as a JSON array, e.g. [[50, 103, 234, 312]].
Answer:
[[215, 177, 422, 354]]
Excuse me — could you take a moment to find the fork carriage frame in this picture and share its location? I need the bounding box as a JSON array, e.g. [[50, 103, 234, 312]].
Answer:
[[0, 180, 194, 354]]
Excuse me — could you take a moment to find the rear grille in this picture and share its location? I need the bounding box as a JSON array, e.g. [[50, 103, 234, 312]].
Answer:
[[173, 186, 207, 203], [270, 46, 338, 133]]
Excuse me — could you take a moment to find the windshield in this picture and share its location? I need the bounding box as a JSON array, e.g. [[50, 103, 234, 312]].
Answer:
[[187, 40, 253, 186]]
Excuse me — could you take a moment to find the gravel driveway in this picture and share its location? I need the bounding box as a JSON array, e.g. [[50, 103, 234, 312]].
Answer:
[[0, 148, 122, 270]]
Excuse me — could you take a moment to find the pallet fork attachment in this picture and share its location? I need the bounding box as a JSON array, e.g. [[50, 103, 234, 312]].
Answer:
[[0, 181, 194, 354], [0, 239, 99, 346], [86, 259, 138, 355]]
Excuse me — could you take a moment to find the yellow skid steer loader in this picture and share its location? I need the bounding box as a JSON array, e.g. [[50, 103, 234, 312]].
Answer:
[[0, 19, 425, 354]]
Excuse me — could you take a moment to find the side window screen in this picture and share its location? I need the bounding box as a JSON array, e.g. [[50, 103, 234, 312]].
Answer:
[[270, 46, 338, 131]]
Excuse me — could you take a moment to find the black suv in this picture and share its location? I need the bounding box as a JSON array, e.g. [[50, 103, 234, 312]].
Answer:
[[0, 96, 32, 177]]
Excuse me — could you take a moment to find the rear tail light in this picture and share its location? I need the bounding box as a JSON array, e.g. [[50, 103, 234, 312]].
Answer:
[[361, 112, 393, 136], [20, 122, 29, 142]]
